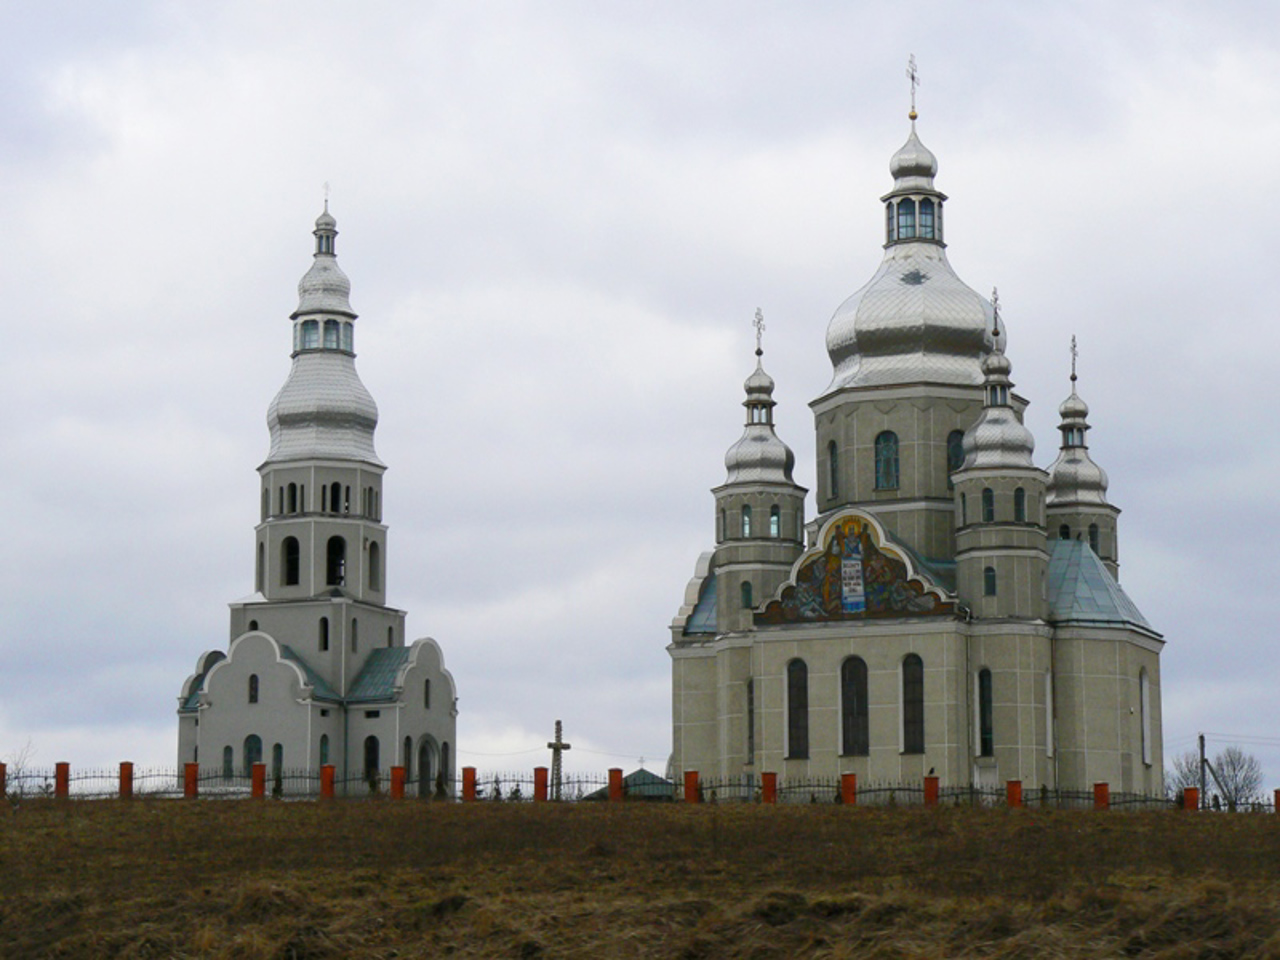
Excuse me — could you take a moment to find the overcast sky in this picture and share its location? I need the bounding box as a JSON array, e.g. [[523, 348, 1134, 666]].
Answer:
[[2, 1, 1278, 785]]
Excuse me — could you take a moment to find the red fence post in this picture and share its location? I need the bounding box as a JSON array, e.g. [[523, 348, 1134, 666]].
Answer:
[[608, 768, 624, 802], [1181, 786, 1198, 811], [840, 773, 857, 806], [684, 770, 700, 804], [0, 762, 7, 798], [923, 775, 939, 807], [1093, 782, 1110, 811], [533, 767, 549, 802], [251, 763, 266, 799], [55, 762, 70, 799], [761, 771, 777, 805], [462, 766, 477, 802], [183, 762, 199, 799], [390, 766, 405, 799], [1006, 780, 1022, 808], [1274, 788, 1280, 813], [320, 764, 335, 799], [119, 762, 134, 800]]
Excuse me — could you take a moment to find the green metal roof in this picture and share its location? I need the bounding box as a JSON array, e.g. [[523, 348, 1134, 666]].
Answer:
[[1046, 539, 1157, 634], [346, 647, 411, 703], [280, 645, 343, 702]]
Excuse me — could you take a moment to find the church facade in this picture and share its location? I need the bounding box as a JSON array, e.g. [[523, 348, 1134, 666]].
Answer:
[[177, 209, 457, 794], [669, 115, 1163, 796]]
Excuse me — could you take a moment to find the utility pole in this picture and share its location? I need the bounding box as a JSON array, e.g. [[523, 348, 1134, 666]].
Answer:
[[547, 720, 571, 802], [1199, 732, 1207, 811]]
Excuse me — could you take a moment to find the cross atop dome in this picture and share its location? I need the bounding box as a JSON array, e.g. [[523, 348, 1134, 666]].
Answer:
[[907, 54, 919, 121]]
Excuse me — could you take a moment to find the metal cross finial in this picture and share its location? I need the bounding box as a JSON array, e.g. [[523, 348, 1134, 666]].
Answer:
[[990, 287, 1001, 338], [907, 55, 919, 120], [323, 181, 330, 212], [754, 307, 766, 358], [1070, 335, 1079, 385]]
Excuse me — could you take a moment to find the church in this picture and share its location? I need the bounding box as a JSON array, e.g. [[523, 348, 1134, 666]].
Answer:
[[669, 108, 1163, 796], [177, 208, 457, 794]]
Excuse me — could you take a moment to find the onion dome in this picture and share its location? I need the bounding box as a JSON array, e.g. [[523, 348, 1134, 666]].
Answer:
[[1047, 360, 1108, 506], [265, 210, 381, 466], [293, 205, 355, 318], [960, 294, 1035, 470], [823, 120, 1004, 393], [724, 321, 796, 484]]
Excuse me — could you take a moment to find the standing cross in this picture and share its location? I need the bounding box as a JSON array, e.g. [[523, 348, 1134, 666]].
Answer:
[[547, 719, 571, 802], [1070, 335, 1079, 385], [907, 55, 919, 119]]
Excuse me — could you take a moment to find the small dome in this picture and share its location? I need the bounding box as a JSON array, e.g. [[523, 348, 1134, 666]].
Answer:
[[981, 349, 1012, 378], [724, 430, 797, 484], [1046, 450, 1108, 506], [315, 208, 337, 231], [295, 257, 354, 317], [1059, 389, 1089, 420], [959, 347, 1035, 470], [889, 123, 938, 183], [744, 360, 775, 397]]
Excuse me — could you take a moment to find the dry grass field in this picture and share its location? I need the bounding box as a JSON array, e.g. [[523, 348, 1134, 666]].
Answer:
[[3, 798, 1280, 958]]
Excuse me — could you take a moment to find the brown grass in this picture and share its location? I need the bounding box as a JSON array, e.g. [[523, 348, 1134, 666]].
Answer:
[[3, 799, 1280, 958]]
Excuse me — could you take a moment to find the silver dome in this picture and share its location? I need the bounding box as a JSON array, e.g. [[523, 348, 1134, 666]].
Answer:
[[960, 346, 1035, 470], [294, 255, 354, 317], [888, 123, 938, 192], [1047, 384, 1108, 506], [724, 359, 796, 484]]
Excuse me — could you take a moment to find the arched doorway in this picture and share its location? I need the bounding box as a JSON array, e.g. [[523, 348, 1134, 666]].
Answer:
[[363, 735, 379, 790], [417, 738, 437, 798], [243, 734, 262, 776]]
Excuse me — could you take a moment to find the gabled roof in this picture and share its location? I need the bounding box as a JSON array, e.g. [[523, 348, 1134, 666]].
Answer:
[[280, 645, 342, 702], [346, 647, 412, 703], [1046, 539, 1157, 635], [585, 768, 675, 800]]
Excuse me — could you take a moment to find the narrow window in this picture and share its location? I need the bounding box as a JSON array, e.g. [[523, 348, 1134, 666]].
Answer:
[[902, 654, 924, 754], [287, 482, 298, 514], [769, 505, 780, 538], [326, 536, 346, 586], [271, 743, 283, 779], [404, 736, 413, 781], [1088, 523, 1100, 555], [256, 542, 265, 593], [978, 668, 994, 757], [897, 197, 916, 239], [740, 580, 753, 609], [741, 505, 752, 538], [243, 735, 262, 776], [386, 626, 393, 648], [1139, 668, 1152, 765], [919, 198, 935, 239], [828, 440, 840, 499], [323, 319, 340, 349], [222, 745, 234, 781], [344, 486, 351, 513], [984, 565, 997, 596], [301, 320, 319, 349], [248, 674, 259, 704], [319, 734, 329, 767], [960, 492, 967, 526], [300, 484, 306, 512], [330, 482, 341, 514], [293, 323, 302, 353], [786, 659, 809, 759], [282, 537, 300, 586], [321, 485, 328, 512], [351, 618, 358, 653], [886, 201, 896, 242], [947, 429, 965, 479], [424, 678, 431, 710], [875, 431, 899, 489], [746, 678, 755, 763], [364, 735, 380, 783], [1014, 487, 1027, 523], [981, 487, 994, 522], [341, 322, 354, 352], [368, 541, 381, 590], [841, 657, 869, 756], [278, 486, 284, 515], [1058, 524, 1070, 540], [318, 617, 329, 652]]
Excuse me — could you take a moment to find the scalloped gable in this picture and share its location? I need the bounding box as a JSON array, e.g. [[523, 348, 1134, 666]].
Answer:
[[757, 508, 954, 624]]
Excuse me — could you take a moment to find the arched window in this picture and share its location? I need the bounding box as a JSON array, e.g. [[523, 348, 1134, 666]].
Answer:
[[330, 482, 341, 515], [1059, 524, 1070, 540], [248, 620, 258, 631], [1139, 668, 1152, 765], [323, 319, 340, 349], [301, 320, 319, 349], [1088, 524, 1100, 555], [248, 674, 259, 704], [318, 617, 329, 652], [222, 745, 234, 781], [256, 542, 265, 592], [746, 678, 755, 762], [319, 734, 329, 767], [350, 618, 358, 653], [978, 668, 994, 757], [282, 537, 300, 586], [326, 536, 346, 586], [287, 482, 298, 514], [740, 580, 753, 609], [741, 505, 752, 538], [984, 566, 997, 596], [386, 626, 393, 648], [919, 198, 935, 239], [368, 541, 381, 590], [786, 659, 809, 759], [981, 487, 995, 522], [828, 441, 840, 499], [770, 505, 780, 538], [243, 735, 262, 776], [271, 743, 283, 779], [364, 735, 380, 784], [897, 197, 916, 239], [841, 657, 869, 756], [874, 431, 899, 489], [423, 678, 431, 710], [960, 492, 967, 526], [947, 429, 965, 481], [902, 654, 924, 754], [1014, 487, 1027, 523]]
